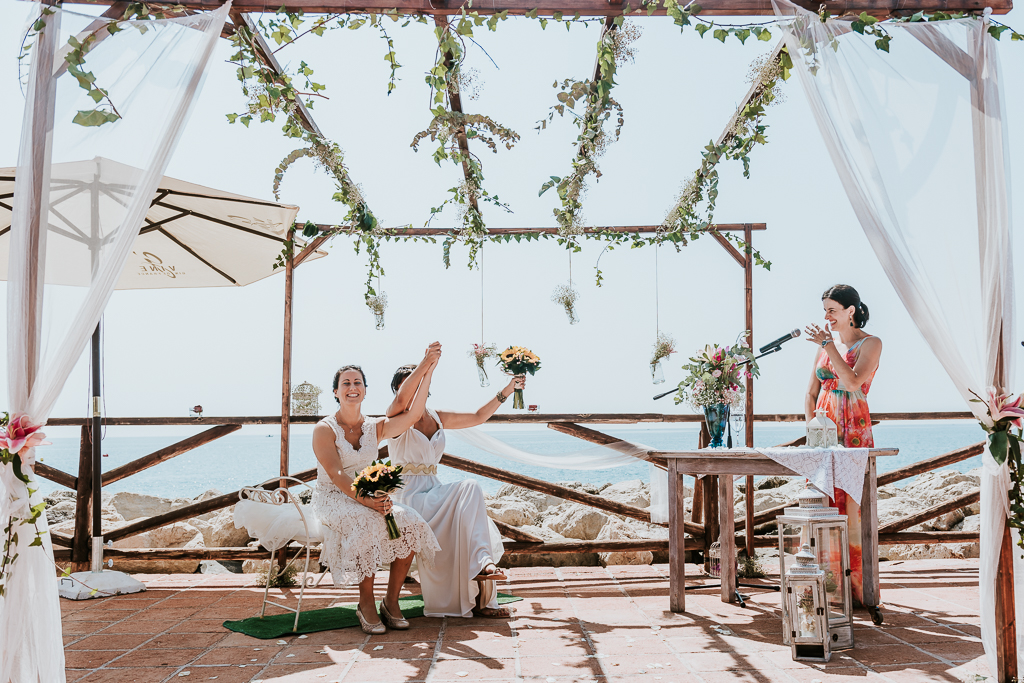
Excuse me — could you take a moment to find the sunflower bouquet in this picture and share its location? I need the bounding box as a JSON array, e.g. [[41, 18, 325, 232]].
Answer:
[[352, 460, 405, 540], [497, 345, 541, 409]]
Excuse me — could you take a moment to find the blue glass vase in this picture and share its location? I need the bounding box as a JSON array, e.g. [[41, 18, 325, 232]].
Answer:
[[703, 403, 731, 448]]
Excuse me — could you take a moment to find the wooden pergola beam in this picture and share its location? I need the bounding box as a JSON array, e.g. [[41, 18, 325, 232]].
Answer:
[[73, 0, 1014, 15], [304, 223, 766, 236]]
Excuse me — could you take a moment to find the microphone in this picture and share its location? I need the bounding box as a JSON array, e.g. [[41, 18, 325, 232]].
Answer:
[[759, 329, 800, 354]]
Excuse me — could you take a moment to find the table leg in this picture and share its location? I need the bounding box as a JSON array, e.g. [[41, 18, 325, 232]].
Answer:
[[668, 459, 685, 613], [860, 457, 880, 607], [719, 475, 736, 603]]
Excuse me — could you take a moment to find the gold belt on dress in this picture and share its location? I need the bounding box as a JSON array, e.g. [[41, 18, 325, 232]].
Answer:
[[402, 464, 437, 476]]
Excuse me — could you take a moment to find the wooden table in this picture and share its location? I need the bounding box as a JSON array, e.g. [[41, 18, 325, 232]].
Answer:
[[656, 447, 899, 614]]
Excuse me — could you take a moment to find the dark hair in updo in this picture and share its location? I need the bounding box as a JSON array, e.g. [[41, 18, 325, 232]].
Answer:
[[822, 284, 870, 329], [391, 365, 417, 395], [332, 365, 368, 404]]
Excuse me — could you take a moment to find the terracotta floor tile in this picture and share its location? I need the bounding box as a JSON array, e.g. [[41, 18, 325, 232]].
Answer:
[[276, 630, 369, 647], [63, 650, 128, 669], [439, 638, 516, 660], [174, 665, 261, 683], [281, 643, 361, 664], [147, 632, 229, 649], [113, 648, 205, 667], [663, 637, 722, 653], [846, 644, 943, 667], [63, 621, 111, 635], [90, 598, 163, 611], [518, 656, 603, 678], [915, 640, 986, 662], [344, 657, 433, 681], [758, 649, 859, 671], [783, 667, 875, 682], [77, 667, 177, 683], [429, 657, 516, 680], [586, 637, 671, 656], [694, 670, 795, 683], [64, 669, 92, 683], [191, 646, 283, 666], [885, 626, 981, 645], [366, 627, 442, 644], [99, 619, 181, 634], [516, 637, 592, 657], [66, 633, 153, 650], [258, 662, 349, 682], [849, 627, 901, 646], [516, 625, 588, 641], [872, 663, 968, 682], [64, 609, 138, 623], [170, 619, 235, 633], [444, 623, 517, 640], [357, 641, 436, 660]]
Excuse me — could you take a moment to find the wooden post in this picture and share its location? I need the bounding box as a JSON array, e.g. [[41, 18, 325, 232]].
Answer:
[[743, 223, 755, 559], [668, 459, 685, 613], [280, 225, 295, 482], [719, 474, 736, 602], [860, 456, 880, 608], [993, 331, 1018, 682], [71, 425, 93, 572]]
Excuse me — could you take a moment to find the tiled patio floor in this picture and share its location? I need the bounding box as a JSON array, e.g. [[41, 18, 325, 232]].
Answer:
[[61, 559, 989, 683]]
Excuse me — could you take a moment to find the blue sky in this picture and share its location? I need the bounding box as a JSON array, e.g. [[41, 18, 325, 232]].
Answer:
[[0, 0, 1022, 430]]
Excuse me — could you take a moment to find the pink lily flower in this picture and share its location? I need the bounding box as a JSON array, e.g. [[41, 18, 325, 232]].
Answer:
[[987, 388, 1024, 429], [0, 413, 50, 455]]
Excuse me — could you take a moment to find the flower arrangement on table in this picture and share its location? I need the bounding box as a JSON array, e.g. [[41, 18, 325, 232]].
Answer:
[[352, 460, 405, 540], [497, 345, 540, 410], [468, 343, 498, 387], [675, 342, 759, 447], [971, 387, 1024, 557], [0, 412, 50, 597]]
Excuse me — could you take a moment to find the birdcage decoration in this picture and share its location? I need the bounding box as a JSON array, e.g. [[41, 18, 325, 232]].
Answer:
[[291, 382, 322, 416], [707, 541, 722, 578]]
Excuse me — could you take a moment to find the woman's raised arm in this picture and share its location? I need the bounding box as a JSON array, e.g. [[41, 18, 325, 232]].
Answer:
[[379, 362, 436, 440], [386, 343, 441, 418], [437, 375, 524, 430]]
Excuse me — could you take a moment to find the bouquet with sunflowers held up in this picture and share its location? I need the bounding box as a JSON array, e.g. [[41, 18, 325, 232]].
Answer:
[[497, 345, 541, 410], [352, 460, 405, 540]]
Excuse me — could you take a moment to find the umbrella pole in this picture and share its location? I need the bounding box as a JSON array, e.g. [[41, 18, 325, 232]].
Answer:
[[90, 322, 103, 572]]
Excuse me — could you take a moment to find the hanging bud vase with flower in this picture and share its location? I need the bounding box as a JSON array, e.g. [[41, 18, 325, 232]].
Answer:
[[551, 284, 579, 325], [468, 343, 498, 388], [366, 292, 387, 330], [650, 332, 676, 385]]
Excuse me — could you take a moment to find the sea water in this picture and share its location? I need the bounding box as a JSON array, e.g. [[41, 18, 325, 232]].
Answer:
[[32, 421, 987, 500]]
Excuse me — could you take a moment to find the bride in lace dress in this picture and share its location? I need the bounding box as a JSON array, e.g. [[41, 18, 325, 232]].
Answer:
[[312, 352, 441, 634], [386, 352, 525, 618]]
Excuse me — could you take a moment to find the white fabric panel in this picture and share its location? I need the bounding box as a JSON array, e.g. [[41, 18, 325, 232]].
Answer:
[[448, 427, 654, 470], [1, 6, 229, 682], [233, 499, 324, 552], [771, 0, 1017, 672], [755, 447, 868, 504]]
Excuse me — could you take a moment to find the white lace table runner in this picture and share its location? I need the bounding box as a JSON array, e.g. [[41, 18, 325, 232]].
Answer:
[[754, 447, 870, 504]]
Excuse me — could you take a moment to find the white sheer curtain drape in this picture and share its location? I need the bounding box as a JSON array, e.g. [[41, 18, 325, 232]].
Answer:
[[2, 5, 229, 681], [771, 0, 1018, 671]]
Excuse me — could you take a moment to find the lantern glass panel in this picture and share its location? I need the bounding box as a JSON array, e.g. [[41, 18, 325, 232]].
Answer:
[[816, 525, 846, 623], [780, 523, 805, 575], [795, 584, 820, 639]]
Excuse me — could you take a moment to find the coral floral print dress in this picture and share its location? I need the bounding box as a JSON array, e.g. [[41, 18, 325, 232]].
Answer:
[[814, 336, 876, 606]]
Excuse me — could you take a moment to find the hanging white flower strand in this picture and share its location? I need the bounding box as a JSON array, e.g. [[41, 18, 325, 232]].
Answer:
[[552, 250, 580, 325], [650, 242, 675, 384]]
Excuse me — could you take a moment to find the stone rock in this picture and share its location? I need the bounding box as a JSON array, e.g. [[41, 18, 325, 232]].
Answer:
[[44, 491, 76, 506], [491, 484, 563, 513], [878, 471, 981, 530], [735, 478, 806, 516], [189, 508, 251, 548], [600, 480, 652, 508], [109, 492, 194, 521], [46, 500, 77, 526], [498, 525, 599, 568], [110, 521, 205, 574], [542, 503, 610, 541], [243, 558, 271, 574], [597, 517, 653, 566], [757, 476, 792, 491], [556, 481, 604, 496], [486, 499, 539, 527]]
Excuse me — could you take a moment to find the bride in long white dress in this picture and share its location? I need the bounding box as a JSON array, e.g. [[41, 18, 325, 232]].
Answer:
[[312, 356, 441, 634], [386, 350, 524, 618]]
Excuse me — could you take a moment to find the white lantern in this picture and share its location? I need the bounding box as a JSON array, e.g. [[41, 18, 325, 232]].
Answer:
[[806, 409, 838, 448], [784, 544, 832, 663], [777, 485, 854, 650]]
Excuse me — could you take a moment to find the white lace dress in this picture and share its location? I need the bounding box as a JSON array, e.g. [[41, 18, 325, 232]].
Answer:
[[312, 414, 439, 587], [389, 409, 505, 617]]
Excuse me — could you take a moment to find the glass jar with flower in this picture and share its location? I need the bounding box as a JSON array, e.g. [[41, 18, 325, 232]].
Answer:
[[674, 342, 759, 448]]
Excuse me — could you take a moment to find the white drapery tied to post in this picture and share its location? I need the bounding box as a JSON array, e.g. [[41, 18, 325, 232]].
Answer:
[[1, 5, 230, 682], [771, 0, 1017, 672]]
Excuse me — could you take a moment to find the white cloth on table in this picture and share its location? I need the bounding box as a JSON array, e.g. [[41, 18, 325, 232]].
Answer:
[[755, 447, 869, 505], [312, 415, 439, 587], [233, 499, 324, 553], [389, 409, 505, 617]]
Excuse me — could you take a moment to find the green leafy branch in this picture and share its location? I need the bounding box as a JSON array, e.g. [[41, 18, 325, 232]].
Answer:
[[412, 6, 519, 268]]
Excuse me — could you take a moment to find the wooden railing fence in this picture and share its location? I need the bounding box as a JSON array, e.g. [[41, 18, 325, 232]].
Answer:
[[43, 412, 981, 567]]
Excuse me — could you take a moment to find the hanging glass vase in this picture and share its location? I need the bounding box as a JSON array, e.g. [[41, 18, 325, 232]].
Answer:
[[703, 403, 731, 448], [477, 363, 490, 388], [650, 360, 666, 385]]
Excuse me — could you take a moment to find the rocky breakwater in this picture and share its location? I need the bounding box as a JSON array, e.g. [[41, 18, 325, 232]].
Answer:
[[45, 490, 252, 574], [487, 467, 982, 568]]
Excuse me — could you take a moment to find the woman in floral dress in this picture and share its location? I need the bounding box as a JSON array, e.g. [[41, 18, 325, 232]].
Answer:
[[804, 284, 882, 606]]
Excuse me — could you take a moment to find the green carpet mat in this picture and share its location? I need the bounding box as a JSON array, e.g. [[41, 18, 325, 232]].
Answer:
[[223, 593, 523, 638]]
